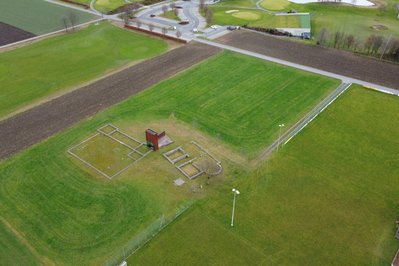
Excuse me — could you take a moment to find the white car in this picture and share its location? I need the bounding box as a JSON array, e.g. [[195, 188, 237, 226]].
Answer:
[[192, 28, 199, 33], [210, 25, 218, 29]]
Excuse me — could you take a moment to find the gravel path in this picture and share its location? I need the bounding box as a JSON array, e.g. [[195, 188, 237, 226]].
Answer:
[[217, 30, 399, 89], [0, 43, 221, 160]]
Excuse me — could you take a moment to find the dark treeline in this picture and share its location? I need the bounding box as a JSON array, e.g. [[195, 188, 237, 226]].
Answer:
[[316, 28, 399, 62]]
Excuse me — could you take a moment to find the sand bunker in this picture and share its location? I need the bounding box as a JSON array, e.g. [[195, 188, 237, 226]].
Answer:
[[225, 9, 239, 13]]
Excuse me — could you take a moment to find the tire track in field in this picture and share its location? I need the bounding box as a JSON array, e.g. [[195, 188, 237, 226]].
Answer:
[[0, 43, 221, 160]]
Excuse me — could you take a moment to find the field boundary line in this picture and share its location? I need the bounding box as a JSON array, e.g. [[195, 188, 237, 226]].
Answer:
[[67, 125, 151, 179], [194, 38, 399, 96], [0, 18, 104, 51], [0, 216, 53, 265], [104, 202, 194, 266], [256, 82, 352, 163]]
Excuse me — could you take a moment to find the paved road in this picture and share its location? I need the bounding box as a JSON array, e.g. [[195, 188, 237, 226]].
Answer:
[[195, 37, 399, 95], [0, 43, 221, 160], [217, 31, 399, 91]]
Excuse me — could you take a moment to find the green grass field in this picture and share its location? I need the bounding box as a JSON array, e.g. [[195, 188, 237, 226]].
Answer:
[[159, 10, 181, 21], [216, 0, 399, 40], [0, 0, 97, 35], [261, 0, 290, 10], [94, 0, 127, 13], [0, 22, 168, 119], [210, 7, 302, 28], [0, 52, 338, 264], [129, 85, 399, 265]]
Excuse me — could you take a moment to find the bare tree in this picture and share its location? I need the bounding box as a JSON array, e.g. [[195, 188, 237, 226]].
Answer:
[[176, 30, 182, 38], [333, 31, 344, 48], [148, 24, 154, 32], [174, 8, 179, 17], [136, 19, 142, 28], [199, 0, 206, 10], [364, 34, 375, 54], [162, 5, 168, 13], [61, 16, 69, 32], [317, 28, 329, 46], [203, 5, 208, 14], [169, 2, 176, 9], [122, 11, 130, 25], [371, 35, 384, 55], [344, 34, 355, 49], [205, 9, 213, 24], [68, 11, 78, 30], [162, 27, 168, 36]]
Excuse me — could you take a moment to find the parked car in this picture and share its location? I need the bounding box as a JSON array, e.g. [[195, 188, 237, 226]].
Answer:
[[227, 26, 240, 30], [210, 25, 218, 29]]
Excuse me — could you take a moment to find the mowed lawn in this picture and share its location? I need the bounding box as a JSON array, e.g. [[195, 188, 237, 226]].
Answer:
[[94, 0, 127, 13], [0, 0, 97, 35], [0, 52, 338, 264], [0, 22, 168, 119], [130, 85, 399, 265], [210, 7, 302, 28], [138, 52, 339, 157], [218, 0, 399, 40]]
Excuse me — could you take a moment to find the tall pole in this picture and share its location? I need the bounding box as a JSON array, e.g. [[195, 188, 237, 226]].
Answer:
[[277, 124, 284, 152], [231, 188, 240, 227]]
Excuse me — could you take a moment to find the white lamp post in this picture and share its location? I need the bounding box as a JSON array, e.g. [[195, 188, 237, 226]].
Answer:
[[231, 188, 240, 227], [277, 124, 285, 152]]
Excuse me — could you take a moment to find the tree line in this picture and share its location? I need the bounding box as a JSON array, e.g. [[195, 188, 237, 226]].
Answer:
[[317, 28, 399, 62]]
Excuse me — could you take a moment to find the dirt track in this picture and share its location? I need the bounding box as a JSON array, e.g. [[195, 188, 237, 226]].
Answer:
[[0, 43, 221, 160], [218, 30, 399, 89], [0, 22, 36, 46]]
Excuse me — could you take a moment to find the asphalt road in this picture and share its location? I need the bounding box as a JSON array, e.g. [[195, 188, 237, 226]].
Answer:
[[0, 43, 221, 160], [216, 30, 399, 91], [195, 36, 399, 94]]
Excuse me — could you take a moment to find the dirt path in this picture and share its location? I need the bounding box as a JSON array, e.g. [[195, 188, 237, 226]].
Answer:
[[218, 30, 399, 89], [0, 43, 221, 160]]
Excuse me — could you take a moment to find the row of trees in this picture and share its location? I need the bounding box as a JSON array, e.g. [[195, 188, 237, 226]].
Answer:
[[128, 19, 183, 39], [317, 28, 399, 61], [61, 11, 79, 32], [199, 0, 214, 24]]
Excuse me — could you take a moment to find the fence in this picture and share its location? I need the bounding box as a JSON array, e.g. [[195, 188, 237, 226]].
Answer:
[[103, 201, 193, 266]]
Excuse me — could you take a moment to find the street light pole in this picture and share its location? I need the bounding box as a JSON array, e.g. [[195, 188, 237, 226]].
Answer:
[[231, 188, 240, 227], [277, 124, 285, 152]]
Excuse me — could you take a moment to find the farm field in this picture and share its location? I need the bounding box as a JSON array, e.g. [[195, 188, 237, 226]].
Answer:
[[0, 22, 36, 46], [218, 30, 399, 88], [215, 0, 399, 40], [0, 52, 338, 264], [0, 21, 168, 119], [129, 85, 399, 265], [0, 0, 97, 35]]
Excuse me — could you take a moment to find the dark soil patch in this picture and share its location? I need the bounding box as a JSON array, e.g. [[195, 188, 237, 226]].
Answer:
[[0, 43, 221, 160], [218, 30, 399, 89], [0, 22, 36, 46]]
